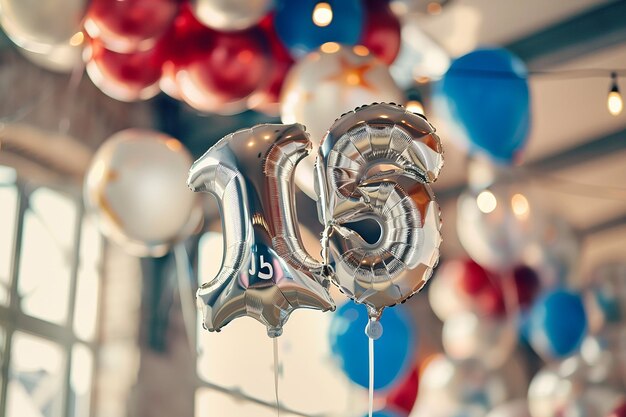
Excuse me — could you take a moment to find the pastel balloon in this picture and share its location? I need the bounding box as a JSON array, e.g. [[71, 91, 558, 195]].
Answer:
[[274, 0, 364, 56], [85, 38, 163, 102], [316, 103, 443, 320], [0, 0, 87, 54], [18, 40, 83, 73], [84, 129, 200, 257], [433, 48, 530, 162], [190, 0, 274, 31], [329, 302, 416, 390], [442, 310, 517, 369], [457, 185, 539, 270], [175, 25, 272, 115], [281, 44, 405, 197], [360, 0, 402, 65], [528, 289, 587, 360], [84, 0, 179, 53], [188, 124, 335, 337]]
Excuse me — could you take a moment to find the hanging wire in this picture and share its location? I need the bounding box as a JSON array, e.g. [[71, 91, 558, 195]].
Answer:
[[429, 67, 626, 81]]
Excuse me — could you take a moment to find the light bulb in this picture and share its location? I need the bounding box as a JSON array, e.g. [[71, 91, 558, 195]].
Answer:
[[313, 2, 333, 27], [608, 73, 623, 116]]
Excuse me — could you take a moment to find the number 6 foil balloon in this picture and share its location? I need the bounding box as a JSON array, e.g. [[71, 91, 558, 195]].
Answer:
[[188, 124, 335, 338], [315, 103, 444, 321]]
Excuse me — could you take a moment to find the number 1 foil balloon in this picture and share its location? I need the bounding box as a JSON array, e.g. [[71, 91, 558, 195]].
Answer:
[[316, 103, 444, 324], [188, 124, 335, 338]]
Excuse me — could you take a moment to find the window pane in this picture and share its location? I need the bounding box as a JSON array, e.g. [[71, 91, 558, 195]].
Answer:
[[7, 332, 65, 417], [73, 217, 101, 341], [69, 344, 93, 417], [0, 185, 18, 305], [18, 188, 77, 324]]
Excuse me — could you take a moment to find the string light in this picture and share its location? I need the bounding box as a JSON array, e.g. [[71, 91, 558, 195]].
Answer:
[[608, 72, 623, 116], [312, 2, 333, 27]]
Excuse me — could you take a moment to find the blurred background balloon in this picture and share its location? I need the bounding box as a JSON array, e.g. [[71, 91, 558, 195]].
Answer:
[[432, 47, 530, 163], [415, 355, 511, 416], [174, 25, 272, 115], [329, 302, 417, 391], [487, 400, 532, 417], [274, 0, 364, 57], [280, 44, 404, 197], [367, 409, 405, 417], [442, 310, 517, 369], [386, 365, 419, 415], [17, 38, 83, 73], [84, 0, 179, 53], [247, 14, 295, 116], [190, 0, 273, 31], [360, 0, 402, 65], [85, 37, 164, 102], [0, 0, 87, 54], [457, 184, 540, 271], [84, 129, 200, 257], [588, 263, 626, 325], [527, 289, 588, 360]]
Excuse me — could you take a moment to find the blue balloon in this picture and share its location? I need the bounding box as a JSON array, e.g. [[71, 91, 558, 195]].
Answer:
[[528, 289, 587, 359], [433, 48, 530, 162], [362, 409, 404, 417], [329, 302, 416, 391], [274, 0, 364, 57]]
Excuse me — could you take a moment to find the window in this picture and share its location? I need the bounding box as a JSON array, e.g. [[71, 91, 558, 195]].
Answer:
[[0, 165, 102, 417]]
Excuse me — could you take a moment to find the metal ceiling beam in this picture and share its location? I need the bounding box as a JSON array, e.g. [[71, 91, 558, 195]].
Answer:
[[506, 0, 626, 69]]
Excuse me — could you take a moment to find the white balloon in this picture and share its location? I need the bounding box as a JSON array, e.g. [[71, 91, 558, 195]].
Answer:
[[191, 0, 274, 31], [18, 40, 82, 73], [84, 129, 201, 257], [0, 0, 87, 54], [280, 44, 405, 198]]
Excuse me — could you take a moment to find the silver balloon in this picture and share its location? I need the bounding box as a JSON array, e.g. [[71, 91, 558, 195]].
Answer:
[[191, 0, 273, 31], [0, 0, 87, 54], [84, 129, 201, 257], [315, 103, 444, 320], [281, 44, 405, 198], [188, 124, 335, 337], [442, 310, 517, 369]]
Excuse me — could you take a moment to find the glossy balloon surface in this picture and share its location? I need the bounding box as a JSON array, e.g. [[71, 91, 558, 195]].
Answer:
[[316, 103, 443, 318], [188, 124, 335, 337], [84, 129, 199, 257], [433, 48, 530, 162], [274, 0, 364, 56], [85, 0, 179, 52], [190, 0, 273, 31]]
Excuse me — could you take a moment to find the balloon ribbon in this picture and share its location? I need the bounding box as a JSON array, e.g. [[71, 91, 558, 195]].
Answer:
[[369, 335, 374, 417], [274, 337, 280, 417]]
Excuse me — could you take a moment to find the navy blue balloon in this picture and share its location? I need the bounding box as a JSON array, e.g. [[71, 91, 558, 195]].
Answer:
[[434, 48, 530, 162], [329, 302, 416, 391], [528, 289, 587, 359], [362, 409, 404, 417], [274, 0, 364, 57]]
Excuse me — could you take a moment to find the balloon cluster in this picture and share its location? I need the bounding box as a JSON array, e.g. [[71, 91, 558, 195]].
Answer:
[[0, 0, 403, 114]]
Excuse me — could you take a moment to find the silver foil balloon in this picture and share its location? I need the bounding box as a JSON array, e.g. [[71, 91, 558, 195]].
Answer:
[[315, 103, 444, 320], [188, 124, 335, 337]]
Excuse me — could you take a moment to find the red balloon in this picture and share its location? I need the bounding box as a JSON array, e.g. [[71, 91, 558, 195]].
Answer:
[[385, 366, 419, 414], [85, 0, 179, 53], [360, 0, 402, 65], [608, 402, 626, 417], [510, 264, 541, 310], [172, 20, 272, 114], [85, 38, 164, 102], [454, 259, 506, 317], [247, 14, 295, 116]]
